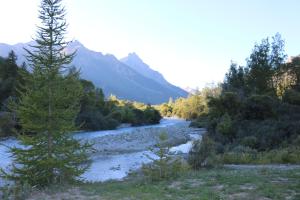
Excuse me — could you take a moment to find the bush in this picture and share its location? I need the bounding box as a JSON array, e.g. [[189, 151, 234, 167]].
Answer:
[[221, 147, 300, 164], [241, 136, 258, 149], [0, 182, 32, 200], [142, 133, 189, 181], [76, 110, 120, 131], [293, 135, 300, 147], [243, 95, 277, 120], [120, 107, 136, 123], [0, 112, 16, 137], [188, 135, 221, 169], [143, 106, 162, 124], [190, 115, 209, 128], [222, 152, 256, 164], [103, 117, 120, 130], [283, 89, 300, 105], [237, 120, 297, 151], [208, 92, 241, 118], [216, 113, 234, 138], [108, 110, 122, 121]]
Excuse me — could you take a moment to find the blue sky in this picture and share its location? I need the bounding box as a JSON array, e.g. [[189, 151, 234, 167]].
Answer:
[[0, 0, 299, 89]]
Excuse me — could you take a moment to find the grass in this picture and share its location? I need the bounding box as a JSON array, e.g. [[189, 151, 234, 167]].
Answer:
[[26, 167, 300, 200], [221, 147, 300, 164]]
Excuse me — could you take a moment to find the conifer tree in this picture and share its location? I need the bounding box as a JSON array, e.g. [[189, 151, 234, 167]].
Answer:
[[2, 0, 90, 187]]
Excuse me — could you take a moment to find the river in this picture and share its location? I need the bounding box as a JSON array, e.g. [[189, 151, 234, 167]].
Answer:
[[0, 118, 204, 184]]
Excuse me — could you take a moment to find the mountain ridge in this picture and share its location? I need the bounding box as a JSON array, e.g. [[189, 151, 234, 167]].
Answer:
[[0, 41, 188, 104]]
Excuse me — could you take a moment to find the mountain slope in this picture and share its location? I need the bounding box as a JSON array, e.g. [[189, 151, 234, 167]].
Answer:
[[121, 53, 187, 98], [0, 41, 188, 104], [121, 53, 169, 86]]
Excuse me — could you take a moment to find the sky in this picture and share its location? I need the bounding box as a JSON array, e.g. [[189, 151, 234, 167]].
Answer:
[[0, 0, 300, 89]]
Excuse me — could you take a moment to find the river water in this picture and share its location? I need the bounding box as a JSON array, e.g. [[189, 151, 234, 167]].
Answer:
[[0, 118, 202, 184]]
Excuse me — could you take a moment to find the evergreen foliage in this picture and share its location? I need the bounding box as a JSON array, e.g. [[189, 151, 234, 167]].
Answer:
[[76, 80, 161, 130], [0, 52, 30, 136], [0, 51, 19, 109], [1, 0, 90, 187], [75, 79, 162, 131]]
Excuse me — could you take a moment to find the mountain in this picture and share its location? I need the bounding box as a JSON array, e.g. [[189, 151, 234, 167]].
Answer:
[[184, 87, 198, 94], [121, 53, 169, 86], [121, 53, 187, 98], [0, 42, 28, 65], [0, 41, 188, 104]]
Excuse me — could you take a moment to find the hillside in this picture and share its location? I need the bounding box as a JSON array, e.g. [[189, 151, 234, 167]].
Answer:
[[0, 41, 188, 104]]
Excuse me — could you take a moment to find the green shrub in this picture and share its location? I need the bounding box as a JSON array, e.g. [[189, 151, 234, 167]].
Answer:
[[0, 182, 32, 200], [293, 135, 300, 147], [222, 152, 256, 164], [108, 110, 122, 121], [241, 136, 258, 149], [216, 113, 234, 138], [283, 89, 300, 105], [103, 117, 120, 130], [143, 106, 162, 124], [0, 112, 16, 137], [221, 147, 300, 164], [142, 133, 189, 181], [190, 115, 210, 128], [76, 111, 120, 131], [208, 92, 242, 118], [243, 95, 277, 120], [188, 135, 221, 169]]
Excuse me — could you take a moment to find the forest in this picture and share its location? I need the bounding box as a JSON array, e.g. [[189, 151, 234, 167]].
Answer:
[[0, 52, 161, 138], [157, 33, 300, 165]]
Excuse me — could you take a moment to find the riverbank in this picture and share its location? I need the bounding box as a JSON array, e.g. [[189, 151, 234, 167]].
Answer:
[[2, 118, 300, 199], [79, 119, 204, 182], [26, 167, 300, 200], [0, 118, 205, 183]]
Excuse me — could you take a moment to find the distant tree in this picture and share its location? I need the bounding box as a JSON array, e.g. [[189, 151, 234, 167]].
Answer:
[[75, 79, 119, 130], [2, 0, 90, 187], [0, 51, 19, 107], [223, 62, 247, 97], [287, 56, 300, 89], [246, 38, 273, 95], [245, 34, 286, 96]]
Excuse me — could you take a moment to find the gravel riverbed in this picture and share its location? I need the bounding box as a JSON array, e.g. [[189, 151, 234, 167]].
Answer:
[[0, 118, 205, 183]]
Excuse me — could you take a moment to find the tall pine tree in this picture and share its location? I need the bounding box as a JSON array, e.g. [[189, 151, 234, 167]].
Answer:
[[3, 0, 90, 187]]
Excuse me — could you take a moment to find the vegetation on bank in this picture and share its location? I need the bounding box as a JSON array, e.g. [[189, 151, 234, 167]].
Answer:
[[155, 86, 220, 120], [157, 33, 300, 165], [3, 167, 299, 200], [142, 133, 190, 181], [75, 79, 161, 131], [0, 55, 161, 137], [0, 59, 162, 138]]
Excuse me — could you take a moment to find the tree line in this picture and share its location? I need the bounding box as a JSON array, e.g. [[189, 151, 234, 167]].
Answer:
[[0, 53, 161, 137], [189, 34, 300, 167], [157, 33, 300, 166]]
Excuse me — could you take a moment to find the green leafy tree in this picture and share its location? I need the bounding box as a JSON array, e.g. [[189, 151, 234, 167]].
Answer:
[[245, 34, 286, 96], [76, 79, 120, 130], [223, 62, 247, 96], [2, 0, 90, 187], [287, 56, 300, 89], [0, 51, 19, 109], [246, 38, 273, 94]]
